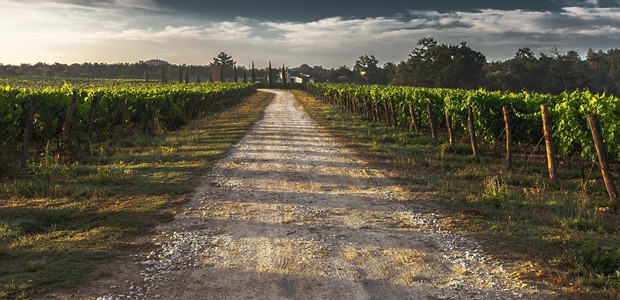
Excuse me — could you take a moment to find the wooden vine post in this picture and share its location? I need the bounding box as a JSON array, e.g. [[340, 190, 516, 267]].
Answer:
[[467, 105, 478, 156], [587, 114, 619, 209], [109, 98, 129, 138], [61, 91, 79, 144], [444, 109, 454, 145], [408, 104, 420, 133], [427, 104, 437, 144], [119, 98, 130, 135], [21, 97, 36, 169], [502, 106, 513, 170], [383, 100, 391, 126], [87, 95, 99, 139], [364, 97, 371, 118], [389, 98, 397, 128], [540, 104, 558, 184], [142, 99, 156, 135], [372, 102, 379, 122]]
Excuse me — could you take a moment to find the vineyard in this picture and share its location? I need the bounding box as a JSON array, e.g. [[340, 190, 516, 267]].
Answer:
[[0, 79, 256, 170], [2, 78, 620, 298], [307, 83, 620, 209]]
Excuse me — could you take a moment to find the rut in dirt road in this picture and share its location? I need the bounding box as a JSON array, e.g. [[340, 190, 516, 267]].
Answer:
[[99, 89, 550, 299]]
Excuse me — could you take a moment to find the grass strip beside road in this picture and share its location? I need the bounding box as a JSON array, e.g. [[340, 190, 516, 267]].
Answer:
[[0, 91, 274, 299], [292, 90, 620, 299]]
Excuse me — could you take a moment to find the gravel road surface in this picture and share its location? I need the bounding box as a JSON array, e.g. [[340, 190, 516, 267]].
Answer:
[[94, 89, 551, 299]]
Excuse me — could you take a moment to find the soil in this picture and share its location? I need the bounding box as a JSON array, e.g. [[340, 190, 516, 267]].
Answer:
[[42, 90, 557, 299]]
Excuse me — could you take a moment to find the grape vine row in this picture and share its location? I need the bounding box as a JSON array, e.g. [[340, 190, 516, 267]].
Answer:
[[307, 83, 620, 162], [0, 80, 256, 166]]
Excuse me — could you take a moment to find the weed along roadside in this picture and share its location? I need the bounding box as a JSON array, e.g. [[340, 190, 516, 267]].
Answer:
[[292, 90, 620, 299], [84, 89, 549, 299], [2, 87, 618, 299], [0, 91, 274, 299]]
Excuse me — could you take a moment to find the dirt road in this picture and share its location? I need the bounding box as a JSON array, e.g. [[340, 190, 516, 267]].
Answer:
[[95, 90, 549, 299]]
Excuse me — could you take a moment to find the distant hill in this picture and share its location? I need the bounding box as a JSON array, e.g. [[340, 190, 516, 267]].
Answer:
[[143, 58, 169, 66]]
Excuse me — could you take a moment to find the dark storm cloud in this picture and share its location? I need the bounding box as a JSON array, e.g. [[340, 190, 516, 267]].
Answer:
[[2, 0, 619, 65], [31, 0, 620, 17], [16, 0, 162, 10], [154, 0, 567, 21]]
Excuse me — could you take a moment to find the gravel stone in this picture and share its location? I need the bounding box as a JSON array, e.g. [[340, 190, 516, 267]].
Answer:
[[98, 90, 555, 299]]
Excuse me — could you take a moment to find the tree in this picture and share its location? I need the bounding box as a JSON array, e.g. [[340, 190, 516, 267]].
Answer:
[[326, 65, 356, 83], [392, 38, 439, 86], [504, 48, 545, 91], [282, 64, 286, 88], [607, 49, 620, 94], [293, 64, 326, 82], [212, 52, 235, 81], [446, 42, 486, 89], [297, 64, 314, 75], [411, 37, 438, 60], [587, 49, 608, 93], [268, 61, 273, 88], [379, 62, 396, 85], [354, 55, 380, 84], [392, 38, 485, 88], [251, 62, 256, 83]]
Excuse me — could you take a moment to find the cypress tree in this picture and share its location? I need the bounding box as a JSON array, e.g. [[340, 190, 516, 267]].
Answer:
[[268, 61, 273, 88], [251, 62, 256, 83], [282, 64, 286, 89]]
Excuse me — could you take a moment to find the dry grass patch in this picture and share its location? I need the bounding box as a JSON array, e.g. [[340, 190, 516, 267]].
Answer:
[[0, 92, 274, 299]]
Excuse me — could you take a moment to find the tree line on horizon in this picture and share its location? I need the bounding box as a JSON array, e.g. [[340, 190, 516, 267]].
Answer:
[[347, 38, 620, 96], [1, 38, 619, 95]]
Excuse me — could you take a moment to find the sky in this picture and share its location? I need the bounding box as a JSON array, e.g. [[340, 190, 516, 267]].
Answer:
[[1, 0, 620, 68]]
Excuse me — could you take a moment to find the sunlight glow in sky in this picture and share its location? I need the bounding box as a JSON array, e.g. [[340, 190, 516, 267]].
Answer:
[[1, 0, 620, 67]]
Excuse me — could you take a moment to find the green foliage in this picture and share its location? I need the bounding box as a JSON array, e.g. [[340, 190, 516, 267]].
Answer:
[[309, 83, 620, 161], [438, 143, 471, 156], [570, 240, 620, 278], [392, 38, 486, 89], [297, 88, 620, 298], [0, 79, 255, 168], [0, 90, 272, 298], [482, 176, 518, 208]]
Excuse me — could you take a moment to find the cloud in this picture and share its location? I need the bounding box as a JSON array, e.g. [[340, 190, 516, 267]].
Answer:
[[111, 0, 160, 10], [204, 19, 262, 41], [263, 17, 428, 49], [2, 0, 619, 66], [112, 26, 205, 40], [99, 18, 265, 43], [557, 0, 620, 7], [561, 6, 620, 19], [255, 6, 620, 63], [8, 0, 162, 10]]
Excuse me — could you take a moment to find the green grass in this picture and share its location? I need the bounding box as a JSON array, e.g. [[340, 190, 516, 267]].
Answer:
[[292, 90, 620, 299], [0, 91, 274, 299]]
